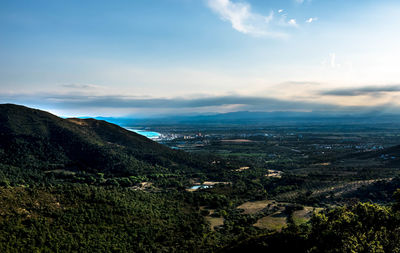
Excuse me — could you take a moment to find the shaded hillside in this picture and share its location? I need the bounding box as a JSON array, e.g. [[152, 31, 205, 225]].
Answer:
[[0, 185, 208, 252], [0, 104, 222, 184], [382, 144, 400, 166], [338, 143, 400, 167]]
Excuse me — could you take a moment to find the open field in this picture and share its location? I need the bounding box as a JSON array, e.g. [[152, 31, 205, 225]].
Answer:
[[254, 213, 287, 231], [293, 207, 323, 225], [237, 200, 275, 214], [205, 217, 224, 231], [238, 200, 324, 231], [253, 206, 323, 231]]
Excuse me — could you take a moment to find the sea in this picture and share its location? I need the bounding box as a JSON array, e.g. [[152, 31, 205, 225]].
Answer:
[[125, 128, 161, 139]]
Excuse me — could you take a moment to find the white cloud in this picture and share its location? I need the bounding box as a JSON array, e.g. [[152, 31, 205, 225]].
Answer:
[[306, 17, 318, 23], [288, 19, 298, 26], [278, 9, 284, 13], [295, 0, 312, 4], [322, 53, 342, 69], [206, 0, 287, 37], [330, 53, 337, 68]]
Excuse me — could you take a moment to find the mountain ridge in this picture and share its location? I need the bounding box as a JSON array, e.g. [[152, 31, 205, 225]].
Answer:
[[0, 103, 214, 182]]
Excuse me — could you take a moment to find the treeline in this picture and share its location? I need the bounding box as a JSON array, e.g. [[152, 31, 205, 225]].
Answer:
[[0, 185, 208, 252], [224, 192, 400, 252]]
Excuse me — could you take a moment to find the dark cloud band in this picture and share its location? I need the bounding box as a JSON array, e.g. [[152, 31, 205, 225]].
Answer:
[[321, 85, 400, 96], [1, 92, 398, 115]]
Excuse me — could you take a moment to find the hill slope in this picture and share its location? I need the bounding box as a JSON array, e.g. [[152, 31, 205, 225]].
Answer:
[[339, 143, 400, 167], [0, 104, 217, 186], [0, 104, 218, 252]]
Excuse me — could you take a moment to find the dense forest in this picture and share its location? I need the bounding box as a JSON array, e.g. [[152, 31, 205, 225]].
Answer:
[[0, 104, 399, 252]]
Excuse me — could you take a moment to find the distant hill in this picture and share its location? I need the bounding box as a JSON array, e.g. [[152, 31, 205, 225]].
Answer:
[[339, 143, 400, 167], [0, 104, 215, 182], [366, 144, 400, 166]]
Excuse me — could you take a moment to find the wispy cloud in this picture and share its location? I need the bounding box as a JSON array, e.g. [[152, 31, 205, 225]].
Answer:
[[206, 0, 287, 37], [206, 0, 317, 37], [322, 53, 341, 68], [329, 53, 337, 68], [321, 85, 400, 97], [282, 81, 322, 86], [295, 0, 312, 4], [306, 17, 318, 23], [61, 84, 101, 89], [288, 19, 298, 27]]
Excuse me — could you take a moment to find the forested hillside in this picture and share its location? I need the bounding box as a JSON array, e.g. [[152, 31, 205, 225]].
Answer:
[[0, 104, 399, 252], [0, 104, 233, 188]]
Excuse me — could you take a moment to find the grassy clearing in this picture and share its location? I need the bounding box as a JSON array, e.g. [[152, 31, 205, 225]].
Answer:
[[205, 217, 224, 231], [237, 200, 275, 214], [254, 206, 322, 231], [254, 213, 287, 231], [237, 200, 324, 231], [292, 206, 315, 225]]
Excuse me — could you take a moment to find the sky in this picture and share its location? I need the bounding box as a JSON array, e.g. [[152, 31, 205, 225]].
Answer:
[[1, 0, 400, 117]]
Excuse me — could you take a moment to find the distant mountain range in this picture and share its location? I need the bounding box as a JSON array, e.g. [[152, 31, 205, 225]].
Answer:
[[95, 111, 400, 126]]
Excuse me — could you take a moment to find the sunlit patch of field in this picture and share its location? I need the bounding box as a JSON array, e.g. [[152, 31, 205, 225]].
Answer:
[[238, 200, 323, 231], [292, 207, 323, 225], [130, 182, 155, 191], [254, 213, 287, 231], [265, 169, 283, 178], [234, 166, 250, 172], [200, 207, 224, 231], [237, 200, 275, 214], [314, 162, 331, 166], [205, 217, 224, 231], [254, 206, 323, 231]]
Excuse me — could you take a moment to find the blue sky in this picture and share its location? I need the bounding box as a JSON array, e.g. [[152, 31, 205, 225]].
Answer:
[[1, 0, 400, 116]]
